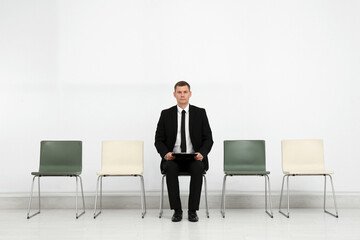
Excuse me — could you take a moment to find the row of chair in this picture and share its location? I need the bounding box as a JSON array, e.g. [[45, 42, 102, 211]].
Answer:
[[26, 139, 339, 219], [221, 140, 338, 219]]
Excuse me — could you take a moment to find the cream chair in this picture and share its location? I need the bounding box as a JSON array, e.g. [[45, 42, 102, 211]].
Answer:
[[279, 139, 338, 218], [93, 140, 146, 218]]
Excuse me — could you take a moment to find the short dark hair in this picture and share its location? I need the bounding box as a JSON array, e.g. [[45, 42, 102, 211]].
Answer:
[[174, 81, 191, 91]]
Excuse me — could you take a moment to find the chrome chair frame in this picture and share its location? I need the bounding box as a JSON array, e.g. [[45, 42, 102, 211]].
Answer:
[[93, 174, 146, 219], [279, 174, 339, 218], [221, 174, 273, 218], [27, 175, 85, 219], [159, 173, 209, 218]]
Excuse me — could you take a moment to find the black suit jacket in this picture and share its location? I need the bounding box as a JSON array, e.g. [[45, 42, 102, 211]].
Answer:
[[155, 105, 214, 171]]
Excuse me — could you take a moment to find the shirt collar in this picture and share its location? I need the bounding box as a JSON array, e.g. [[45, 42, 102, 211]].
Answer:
[[177, 104, 189, 113]]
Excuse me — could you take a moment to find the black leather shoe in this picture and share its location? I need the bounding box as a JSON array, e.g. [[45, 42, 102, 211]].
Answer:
[[171, 210, 183, 222], [188, 211, 199, 222]]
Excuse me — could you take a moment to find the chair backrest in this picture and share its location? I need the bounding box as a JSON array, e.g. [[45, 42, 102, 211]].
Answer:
[[101, 140, 144, 174], [281, 139, 325, 173], [39, 141, 82, 173], [224, 140, 266, 172]]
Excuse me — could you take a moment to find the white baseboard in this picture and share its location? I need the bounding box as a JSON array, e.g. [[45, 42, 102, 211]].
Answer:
[[1, 191, 359, 210]]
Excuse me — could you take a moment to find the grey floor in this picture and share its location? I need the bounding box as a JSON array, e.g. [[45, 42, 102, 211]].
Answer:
[[1, 209, 359, 240]]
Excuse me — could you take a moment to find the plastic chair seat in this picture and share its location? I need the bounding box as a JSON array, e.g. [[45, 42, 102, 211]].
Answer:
[[283, 170, 333, 175], [96, 171, 143, 176], [31, 171, 81, 176], [161, 171, 207, 175], [225, 170, 270, 175]]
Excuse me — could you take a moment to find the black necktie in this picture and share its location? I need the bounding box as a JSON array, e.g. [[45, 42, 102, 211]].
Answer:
[[181, 110, 186, 153]]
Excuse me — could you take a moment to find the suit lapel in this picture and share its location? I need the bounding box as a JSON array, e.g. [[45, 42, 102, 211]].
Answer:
[[189, 105, 194, 138], [172, 106, 178, 140]]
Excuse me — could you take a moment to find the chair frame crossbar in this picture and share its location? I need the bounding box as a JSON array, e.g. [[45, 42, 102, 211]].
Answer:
[[93, 175, 146, 219], [279, 174, 339, 218], [27, 175, 85, 219], [159, 174, 209, 218], [220, 174, 273, 218]]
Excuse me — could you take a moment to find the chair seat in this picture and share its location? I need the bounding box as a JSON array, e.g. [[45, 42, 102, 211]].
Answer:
[[225, 170, 270, 175], [283, 170, 333, 175], [97, 171, 142, 176], [31, 171, 81, 176], [161, 171, 207, 175]]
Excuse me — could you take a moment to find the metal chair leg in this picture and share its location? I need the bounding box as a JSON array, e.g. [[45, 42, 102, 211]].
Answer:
[[76, 176, 85, 219], [279, 175, 290, 218], [324, 174, 339, 218], [159, 173, 209, 218], [79, 176, 86, 217], [203, 174, 209, 218], [265, 175, 273, 218], [76, 176, 78, 217], [94, 176, 103, 219], [279, 174, 338, 218], [278, 175, 285, 215], [324, 175, 326, 213], [27, 176, 41, 219], [159, 175, 165, 218], [139, 175, 147, 218], [220, 174, 228, 218]]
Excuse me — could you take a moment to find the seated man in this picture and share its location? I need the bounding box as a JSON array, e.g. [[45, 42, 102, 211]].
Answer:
[[155, 81, 213, 222]]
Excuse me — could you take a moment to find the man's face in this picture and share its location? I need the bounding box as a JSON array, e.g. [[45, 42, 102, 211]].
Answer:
[[174, 85, 192, 106]]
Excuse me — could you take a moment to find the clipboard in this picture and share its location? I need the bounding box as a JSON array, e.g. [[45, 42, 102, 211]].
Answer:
[[173, 153, 197, 159]]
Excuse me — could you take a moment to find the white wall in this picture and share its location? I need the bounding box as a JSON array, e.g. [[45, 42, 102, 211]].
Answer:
[[0, 0, 359, 194]]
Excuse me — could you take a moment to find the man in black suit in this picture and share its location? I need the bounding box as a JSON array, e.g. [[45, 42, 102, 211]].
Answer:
[[155, 81, 213, 222]]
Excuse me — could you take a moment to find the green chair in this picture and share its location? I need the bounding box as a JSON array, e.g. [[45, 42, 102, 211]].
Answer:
[[221, 140, 273, 218], [27, 141, 85, 219]]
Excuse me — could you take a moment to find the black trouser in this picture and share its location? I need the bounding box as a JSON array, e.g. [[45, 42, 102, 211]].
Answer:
[[162, 159, 204, 211]]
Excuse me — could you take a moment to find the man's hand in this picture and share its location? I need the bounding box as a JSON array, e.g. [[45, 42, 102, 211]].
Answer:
[[165, 152, 176, 160], [194, 152, 203, 161]]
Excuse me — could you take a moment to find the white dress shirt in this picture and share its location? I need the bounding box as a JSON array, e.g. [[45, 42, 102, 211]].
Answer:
[[173, 105, 195, 153]]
